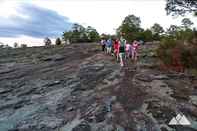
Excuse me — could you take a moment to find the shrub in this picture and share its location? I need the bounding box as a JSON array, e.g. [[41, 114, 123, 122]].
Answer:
[[44, 37, 52, 46], [157, 36, 197, 72], [55, 38, 61, 45], [21, 44, 27, 48], [14, 42, 19, 48]]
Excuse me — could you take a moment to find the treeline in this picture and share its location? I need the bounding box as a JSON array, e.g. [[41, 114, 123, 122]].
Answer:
[[43, 23, 100, 46], [44, 14, 196, 46], [62, 24, 100, 43], [116, 14, 164, 42], [116, 15, 196, 43], [0, 42, 28, 49]]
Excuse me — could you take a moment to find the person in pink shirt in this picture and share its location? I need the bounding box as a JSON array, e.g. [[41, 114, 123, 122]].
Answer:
[[125, 42, 131, 59], [131, 40, 139, 61]]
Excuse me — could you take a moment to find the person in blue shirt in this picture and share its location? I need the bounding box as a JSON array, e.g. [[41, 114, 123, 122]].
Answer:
[[106, 38, 113, 54]]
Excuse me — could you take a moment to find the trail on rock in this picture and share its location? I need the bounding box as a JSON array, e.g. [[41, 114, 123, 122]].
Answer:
[[0, 43, 197, 131]]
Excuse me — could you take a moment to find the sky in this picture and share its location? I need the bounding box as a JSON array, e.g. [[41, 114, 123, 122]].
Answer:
[[0, 0, 196, 46]]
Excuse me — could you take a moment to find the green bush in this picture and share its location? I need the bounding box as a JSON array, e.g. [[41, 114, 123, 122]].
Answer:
[[55, 38, 61, 45], [21, 44, 27, 48], [160, 37, 177, 49], [157, 36, 197, 71]]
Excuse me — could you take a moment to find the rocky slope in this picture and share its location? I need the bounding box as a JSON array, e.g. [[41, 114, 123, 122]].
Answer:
[[0, 43, 197, 131]]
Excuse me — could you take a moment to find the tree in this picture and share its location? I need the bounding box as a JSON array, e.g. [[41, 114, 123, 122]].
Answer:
[[151, 23, 164, 35], [72, 23, 85, 33], [0, 42, 4, 48], [62, 31, 72, 42], [44, 37, 52, 46], [167, 25, 181, 36], [137, 29, 153, 42], [100, 33, 111, 40], [181, 18, 194, 28], [166, 0, 197, 16], [70, 23, 86, 43], [55, 38, 61, 45], [117, 14, 142, 42], [62, 24, 99, 43], [151, 23, 164, 41], [122, 15, 141, 28], [166, 24, 195, 42], [14, 42, 18, 48], [176, 28, 194, 41], [86, 26, 100, 42]]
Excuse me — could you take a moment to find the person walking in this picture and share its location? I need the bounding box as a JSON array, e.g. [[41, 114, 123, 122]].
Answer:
[[100, 39, 106, 52], [106, 38, 113, 54], [113, 39, 120, 61], [125, 42, 132, 59], [131, 40, 139, 61], [118, 38, 126, 67]]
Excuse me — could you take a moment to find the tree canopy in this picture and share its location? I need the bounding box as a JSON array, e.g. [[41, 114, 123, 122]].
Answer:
[[44, 37, 52, 46], [14, 42, 19, 48], [181, 18, 194, 28], [167, 25, 181, 36], [63, 24, 100, 43], [117, 14, 142, 42], [151, 23, 164, 35], [55, 38, 61, 45], [166, 0, 197, 15]]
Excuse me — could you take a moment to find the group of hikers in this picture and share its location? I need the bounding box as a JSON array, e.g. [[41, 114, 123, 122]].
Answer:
[[100, 37, 142, 67]]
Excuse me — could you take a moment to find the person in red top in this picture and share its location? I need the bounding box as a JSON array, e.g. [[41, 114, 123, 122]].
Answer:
[[113, 39, 120, 61]]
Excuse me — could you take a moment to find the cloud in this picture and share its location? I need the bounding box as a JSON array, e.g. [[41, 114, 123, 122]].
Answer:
[[0, 3, 72, 38]]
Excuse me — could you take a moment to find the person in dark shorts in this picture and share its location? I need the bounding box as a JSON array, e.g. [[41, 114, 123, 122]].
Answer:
[[100, 39, 106, 51]]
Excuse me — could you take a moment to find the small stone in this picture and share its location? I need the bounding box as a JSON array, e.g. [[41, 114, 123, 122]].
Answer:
[[67, 107, 74, 112], [72, 121, 91, 131], [136, 75, 152, 82], [190, 96, 197, 106]]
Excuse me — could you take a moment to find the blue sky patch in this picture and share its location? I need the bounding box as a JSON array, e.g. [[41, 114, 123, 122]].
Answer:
[[0, 3, 72, 38]]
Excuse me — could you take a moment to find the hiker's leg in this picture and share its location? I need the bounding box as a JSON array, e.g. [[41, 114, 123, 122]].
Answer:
[[122, 53, 125, 66], [102, 45, 104, 51], [116, 53, 119, 61], [119, 53, 123, 66], [107, 47, 109, 54], [132, 50, 135, 60], [127, 51, 129, 59], [135, 51, 138, 61], [135, 52, 137, 61], [109, 47, 112, 55], [120, 53, 124, 66]]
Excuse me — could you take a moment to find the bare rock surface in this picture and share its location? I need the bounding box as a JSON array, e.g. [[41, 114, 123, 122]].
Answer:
[[0, 43, 197, 131]]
